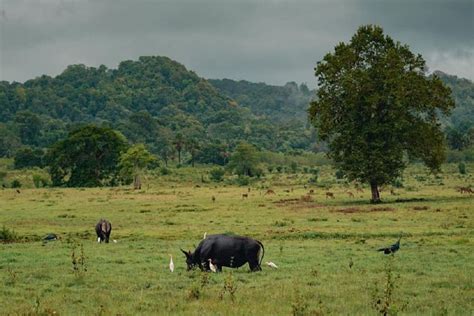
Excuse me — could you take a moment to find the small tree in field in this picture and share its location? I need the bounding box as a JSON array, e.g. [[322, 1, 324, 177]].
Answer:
[[309, 25, 454, 203], [119, 144, 157, 189], [227, 142, 260, 177]]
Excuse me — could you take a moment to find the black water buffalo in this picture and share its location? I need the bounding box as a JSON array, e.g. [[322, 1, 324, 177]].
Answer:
[[181, 234, 264, 272], [95, 219, 112, 243]]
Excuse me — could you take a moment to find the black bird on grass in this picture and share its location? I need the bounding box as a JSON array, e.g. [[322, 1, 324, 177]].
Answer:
[[43, 233, 59, 241], [377, 237, 401, 254]]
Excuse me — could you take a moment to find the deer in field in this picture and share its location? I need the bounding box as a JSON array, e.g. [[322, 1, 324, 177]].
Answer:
[[212, 196, 216, 202], [326, 192, 335, 199], [242, 193, 248, 199], [308, 189, 315, 195], [264, 189, 276, 195], [346, 191, 354, 198], [459, 187, 474, 194]]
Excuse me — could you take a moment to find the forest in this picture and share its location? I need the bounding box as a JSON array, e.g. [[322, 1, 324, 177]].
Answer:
[[1, 56, 472, 172]]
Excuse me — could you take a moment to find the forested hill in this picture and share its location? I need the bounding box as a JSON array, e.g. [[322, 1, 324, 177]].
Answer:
[[0, 56, 317, 159], [434, 71, 474, 128], [208, 79, 314, 123]]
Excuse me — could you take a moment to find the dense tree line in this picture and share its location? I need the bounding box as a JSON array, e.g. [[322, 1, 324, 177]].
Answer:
[[0, 56, 319, 164]]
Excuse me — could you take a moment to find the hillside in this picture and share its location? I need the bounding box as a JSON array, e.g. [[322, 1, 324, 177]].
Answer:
[[0, 56, 317, 160], [208, 79, 314, 123], [434, 71, 474, 128]]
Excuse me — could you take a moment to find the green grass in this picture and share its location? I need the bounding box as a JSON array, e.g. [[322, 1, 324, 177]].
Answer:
[[0, 164, 473, 315]]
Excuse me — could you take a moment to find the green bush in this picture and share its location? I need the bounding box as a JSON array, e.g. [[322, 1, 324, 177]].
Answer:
[[32, 174, 50, 188], [236, 176, 250, 186], [11, 179, 21, 188], [458, 162, 466, 174], [160, 167, 171, 175], [0, 226, 18, 243], [391, 178, 404, 188], [209, 168, 225, 182], [335, 170, 345, 180], [290, 162, 298, 173]]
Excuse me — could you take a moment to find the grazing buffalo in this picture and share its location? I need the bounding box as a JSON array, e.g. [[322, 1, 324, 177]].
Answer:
[[95, 219, 112, 243], [181, 234, 264, 272]]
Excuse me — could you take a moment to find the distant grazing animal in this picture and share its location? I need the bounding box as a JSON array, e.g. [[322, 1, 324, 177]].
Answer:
[[208, 259, 217, 273], [284, 189, 290, 193], [181, 234, 264, 272], [377, 237, 401, 254], [43, 233, 58, 241], [346, 191, 354, 198], [301, 195, 312, 202], [242, 193, 248, 199], [459, 187, 474, 194], [390, 189, 396, 195], [356, 187, 364, 193], [169, 254, 174, 272], [326, 192, 335, 199], [16, 189, 20, 194], [265, 261, 278, 269], [308, 189, 314, 195], [95, 219, 112, 243], [248, 187, 251, 193], [265, 189, 276, 195], [212, 196, 216, 202]]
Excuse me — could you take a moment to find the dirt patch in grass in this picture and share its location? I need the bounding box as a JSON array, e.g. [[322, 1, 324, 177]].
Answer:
[[334, 207, 395, 213], [273, 198, 325, 211], [413, 206, 430, 211]]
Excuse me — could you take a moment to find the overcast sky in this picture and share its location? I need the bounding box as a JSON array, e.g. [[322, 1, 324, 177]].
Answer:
[[1, 0, 473, 86]]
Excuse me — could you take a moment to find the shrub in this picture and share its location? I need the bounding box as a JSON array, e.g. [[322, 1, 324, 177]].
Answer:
[[335, 170, 345, 180], [11, 179, 21, 188], [160, 167, 171, 175], [210, 167, 225, 182], [0, 226, 18, 243], [458, 162, 466, 174], [236, 176, 250, 186], [391, 178, 404, 188], [33, 174, 50, 188], [290, 161, 298, 173]]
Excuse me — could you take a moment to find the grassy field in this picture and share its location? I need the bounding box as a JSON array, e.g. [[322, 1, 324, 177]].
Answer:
[[0, 164, 473, 315]]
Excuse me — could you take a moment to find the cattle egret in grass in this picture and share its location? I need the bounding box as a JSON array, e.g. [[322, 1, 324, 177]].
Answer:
[[97, 237, 101, 243], [265, 261, 278, 269], [208, 259, 217, 273], [113, 239, 117, 243], [169, 254, 174, 272], [203, 232, 207, 239]]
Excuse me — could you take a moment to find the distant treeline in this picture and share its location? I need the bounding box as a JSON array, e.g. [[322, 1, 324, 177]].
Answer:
[[0, 56, 319, 165], [0, 57, 472, 167]]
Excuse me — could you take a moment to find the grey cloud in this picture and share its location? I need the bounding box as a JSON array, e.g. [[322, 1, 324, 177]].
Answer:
[[1, 0, 473, 86]]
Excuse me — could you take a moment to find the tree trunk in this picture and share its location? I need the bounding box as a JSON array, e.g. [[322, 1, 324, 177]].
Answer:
[[370, 181, 381, 203], [133, 174, 141, 190]]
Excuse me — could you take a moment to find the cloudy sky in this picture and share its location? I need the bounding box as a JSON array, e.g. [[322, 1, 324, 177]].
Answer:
[[1, 0, 473, 86]]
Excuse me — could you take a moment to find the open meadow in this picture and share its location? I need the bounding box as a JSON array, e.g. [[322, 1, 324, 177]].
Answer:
[[1, 164, 473, 315]]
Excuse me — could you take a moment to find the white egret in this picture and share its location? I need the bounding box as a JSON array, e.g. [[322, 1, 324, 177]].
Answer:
[[265, 261, 278, 269], [169, 254, 174, 272]]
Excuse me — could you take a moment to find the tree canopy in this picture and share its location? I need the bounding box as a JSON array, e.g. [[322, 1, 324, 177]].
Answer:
[[309, 25, 455, 202], [46, 125, 128, 187]]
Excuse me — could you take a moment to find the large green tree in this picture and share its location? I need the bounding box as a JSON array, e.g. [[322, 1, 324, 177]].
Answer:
[[309, 25, 454, 203], [46, 125, 128, 187]]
